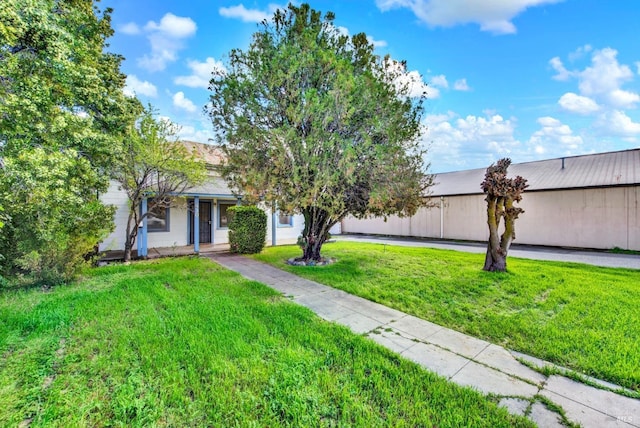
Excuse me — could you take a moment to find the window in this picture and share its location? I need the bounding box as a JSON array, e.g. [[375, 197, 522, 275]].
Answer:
[[146, 201, 169, 232], [278, 212, 293, 227], [218, 202, 236, 228]]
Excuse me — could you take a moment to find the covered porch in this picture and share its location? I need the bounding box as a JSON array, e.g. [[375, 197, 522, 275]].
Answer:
[[100, 243, 231, 262]]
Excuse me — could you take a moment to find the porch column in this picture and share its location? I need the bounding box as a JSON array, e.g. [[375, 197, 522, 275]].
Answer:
[[139, 197, 148, 257], [194, 196, 200, 254], [271, 203, 277, 246]]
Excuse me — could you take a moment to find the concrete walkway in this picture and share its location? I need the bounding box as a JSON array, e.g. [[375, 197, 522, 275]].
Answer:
[[335, 234, 640, 270], [207, 253, 639, 428]]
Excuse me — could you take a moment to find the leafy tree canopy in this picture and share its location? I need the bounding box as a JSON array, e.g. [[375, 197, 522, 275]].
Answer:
[[208, 3, 431, 261], [0, 0, 138, 283], [0, 0, 138, 168], [112, 106, 207, 262]]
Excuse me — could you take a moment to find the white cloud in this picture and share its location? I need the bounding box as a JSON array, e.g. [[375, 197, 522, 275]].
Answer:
[[430, 74, 448, 89], [219, 4, 283, 23], [549, 56, 572, 81], [424, 112, 521, 171], [144, 13, 197, 38], [578, 48, 637, 107], [597, 110, 640, 138], [568, 44, 592, 62], [529, 116, 583, 150], [558, 92, 599, 115], [367, 35, 388, 48], [383, 58, 432, 98], [551, 47, 640, 113], [219, 4, 269, 22], [124, 75, 157, 97], [137, 13, 197, 72], [173, 92, 197, 113], [119, 22, 141, 35], [175, 57, 227, 88], [375, 0, 563, 35], [453, 78, 470, 91], [608, 89, 640, 108]]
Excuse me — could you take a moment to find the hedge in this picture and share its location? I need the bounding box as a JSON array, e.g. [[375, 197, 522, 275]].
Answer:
[[228, 206, 267, 254]]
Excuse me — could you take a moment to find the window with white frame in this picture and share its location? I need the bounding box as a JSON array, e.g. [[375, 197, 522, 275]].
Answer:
[[146, 199, 169, 232], [218, 202, 236, 228], [277, 212, 293, 227]]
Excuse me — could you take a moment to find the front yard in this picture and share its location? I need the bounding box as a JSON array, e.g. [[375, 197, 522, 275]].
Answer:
[[0, 257, 530, 427], [255, 242, 640, 392]]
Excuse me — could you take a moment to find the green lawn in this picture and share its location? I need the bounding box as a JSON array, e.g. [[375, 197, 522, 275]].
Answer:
[[0, 257, 531, 427], [254, 242, 640, 392]]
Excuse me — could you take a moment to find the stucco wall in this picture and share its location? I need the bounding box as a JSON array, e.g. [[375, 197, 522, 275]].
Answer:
[[342, 186, 640, 251]]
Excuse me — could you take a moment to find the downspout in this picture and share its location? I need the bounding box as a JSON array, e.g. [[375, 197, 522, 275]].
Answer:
[[440, 196, 444, 239]]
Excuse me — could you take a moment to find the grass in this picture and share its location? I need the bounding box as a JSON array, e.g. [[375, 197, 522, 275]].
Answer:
[[254, 242, 640, 391], [0, 257, 532, 427]]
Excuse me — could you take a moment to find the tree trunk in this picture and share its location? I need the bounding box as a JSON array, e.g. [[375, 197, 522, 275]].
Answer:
[[123, 210, 138, 262], [483, 195, 509, 272], [483, 247, 507, 272], [298, 206, 331, 262]]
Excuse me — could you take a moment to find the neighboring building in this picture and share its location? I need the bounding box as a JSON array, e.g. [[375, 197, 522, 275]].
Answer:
[[99, 141, 306, 255], [342, 149, 640, 251]]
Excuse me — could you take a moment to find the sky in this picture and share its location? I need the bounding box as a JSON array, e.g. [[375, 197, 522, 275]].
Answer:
[[101, 0, 640, 173]]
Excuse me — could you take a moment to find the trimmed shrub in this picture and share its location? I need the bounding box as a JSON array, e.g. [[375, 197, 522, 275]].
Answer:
[[228, 206, 267, 254]]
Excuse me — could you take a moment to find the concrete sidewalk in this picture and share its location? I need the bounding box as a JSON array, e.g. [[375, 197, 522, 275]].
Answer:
[[207, 253, 639, 428], [335, 234, 640, 270]]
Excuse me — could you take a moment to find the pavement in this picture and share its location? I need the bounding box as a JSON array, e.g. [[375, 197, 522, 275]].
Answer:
[[206, 248, 639, 428], [334, 234, 640, 270]]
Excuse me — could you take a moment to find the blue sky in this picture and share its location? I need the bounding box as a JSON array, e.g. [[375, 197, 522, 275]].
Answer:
[[102, 0, 640, 173]]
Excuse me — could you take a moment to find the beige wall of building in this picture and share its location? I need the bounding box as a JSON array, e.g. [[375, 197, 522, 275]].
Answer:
[[342, 186, 640, 251]]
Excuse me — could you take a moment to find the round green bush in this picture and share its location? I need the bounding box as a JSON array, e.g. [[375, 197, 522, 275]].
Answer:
[[228, 206, 268, 254]]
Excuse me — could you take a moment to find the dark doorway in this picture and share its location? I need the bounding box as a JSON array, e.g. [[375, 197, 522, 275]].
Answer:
[[189, 200, 212, 244]]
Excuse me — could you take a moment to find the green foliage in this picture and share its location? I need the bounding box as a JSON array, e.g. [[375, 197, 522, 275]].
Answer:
[[208, 3, 432, 261], [0, 148, 115, 285], [0, 257, 532, 426], [0, 0, 137, 283], [228, 206, 268, 254], [0, 0, 137, 166], [255, 242, 640, 391], [112, 105, 207, 261]]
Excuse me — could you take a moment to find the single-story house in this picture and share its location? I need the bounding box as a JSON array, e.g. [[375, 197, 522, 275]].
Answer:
[[342, 148, 640, 251], [99, 141, 308, 255]]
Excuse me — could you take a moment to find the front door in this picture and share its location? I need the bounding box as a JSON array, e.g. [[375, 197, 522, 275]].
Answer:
[[189, 201, 212, 244]]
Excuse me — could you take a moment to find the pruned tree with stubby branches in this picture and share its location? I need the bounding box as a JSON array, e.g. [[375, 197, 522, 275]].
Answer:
[[481, 158, 528, 272], [208, 3, 432, 263]]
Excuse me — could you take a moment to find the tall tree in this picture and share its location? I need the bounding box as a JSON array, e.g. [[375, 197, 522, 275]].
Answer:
[[112, 107, 207, 262], [0, 148, 115, 283], [208, 3, 431, 262], [481, 158, 528, 272], [0, 0, 137, 283]]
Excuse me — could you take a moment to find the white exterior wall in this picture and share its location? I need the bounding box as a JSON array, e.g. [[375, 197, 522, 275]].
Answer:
[[146, 202, 190, 248], [99, 180, 307, 251], [342, 186, 640, 251], [265, 209, 306, 246], [99, 181, 133, 252]]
